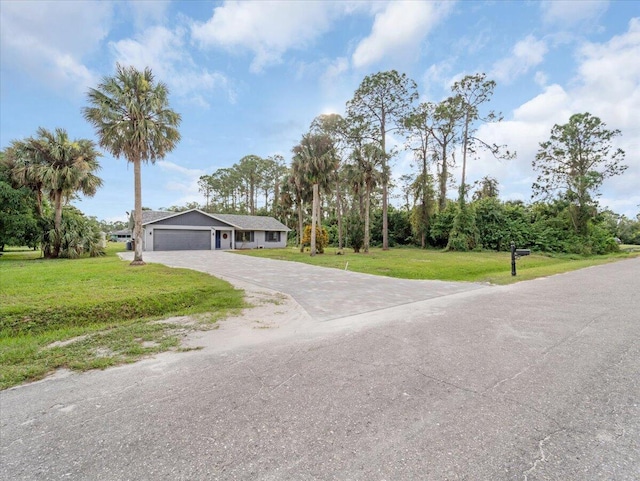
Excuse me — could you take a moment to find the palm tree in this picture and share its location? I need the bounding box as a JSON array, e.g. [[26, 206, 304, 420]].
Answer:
[[5, 128, 103, 257], [289, 152, 311, 252], [355, 143, 384, 253], [33, 128, 102, 257], [83, 64, 181, 265], [292, 133, 337, 256]]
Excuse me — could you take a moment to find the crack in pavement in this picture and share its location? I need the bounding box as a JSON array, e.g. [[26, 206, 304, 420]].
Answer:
[[522, 428, 566, 480]]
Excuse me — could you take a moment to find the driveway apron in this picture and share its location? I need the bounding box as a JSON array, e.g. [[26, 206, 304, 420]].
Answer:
[[124, 251, 485, 321]]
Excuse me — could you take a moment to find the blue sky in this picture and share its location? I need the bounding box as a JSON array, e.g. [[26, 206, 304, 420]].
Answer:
[[1, 0, 639, 222]]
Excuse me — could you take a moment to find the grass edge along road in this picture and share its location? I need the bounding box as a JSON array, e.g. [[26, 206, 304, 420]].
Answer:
[[0, 244, 245, 390], [3, 244, 638, 390], [234, 246, 640, 285]]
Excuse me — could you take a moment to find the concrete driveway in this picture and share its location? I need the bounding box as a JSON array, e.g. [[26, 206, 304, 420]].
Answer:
[[119, 250, 485, 321], [2, 255, 639, 480]]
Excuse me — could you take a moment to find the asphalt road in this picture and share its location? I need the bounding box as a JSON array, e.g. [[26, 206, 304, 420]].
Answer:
[[1, 257, 639, 480]]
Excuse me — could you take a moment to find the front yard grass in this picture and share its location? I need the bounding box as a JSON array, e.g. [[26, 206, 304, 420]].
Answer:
[[234, 246, 640, 284], [0, 244, 245, 389]]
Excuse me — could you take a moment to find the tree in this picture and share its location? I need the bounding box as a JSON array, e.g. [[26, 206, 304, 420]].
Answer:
[[311, 113, 347, 250], [292, 133, 337, 256], [532, 113, 627, 235], [289, 155, 310, 251], [472, 176, 499, 201], [0, 155, 40, 250], [447, 74, 512, 251], [263, 155, 288, 216], [451, 73, 512, 201], [28, 128, 102, 257], [198, 174, 213, 210], [3, 140, 47, 217], [346, 70, 418, 250], [238, 155, 263, 215], [355, 143, 384, 253], [84, 64, 181, 265], [403, 102, 437, 247], [431, 97, 463, 212], [4, 129, 103, 257]]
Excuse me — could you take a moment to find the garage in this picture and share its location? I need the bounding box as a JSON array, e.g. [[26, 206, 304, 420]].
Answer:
[[152, 229, 211, 251]]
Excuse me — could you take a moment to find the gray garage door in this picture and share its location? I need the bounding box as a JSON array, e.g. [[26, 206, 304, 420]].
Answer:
[[153, 229, 211, 251]]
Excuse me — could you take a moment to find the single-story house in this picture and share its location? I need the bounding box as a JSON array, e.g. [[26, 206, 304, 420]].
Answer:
[[138, 209, 289, 251], [110, 229, 132, 242]]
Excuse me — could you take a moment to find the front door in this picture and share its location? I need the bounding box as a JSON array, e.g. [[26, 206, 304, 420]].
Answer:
[[215, 230, 221, 249]]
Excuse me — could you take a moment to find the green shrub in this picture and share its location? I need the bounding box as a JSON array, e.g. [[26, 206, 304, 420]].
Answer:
[[301, 224, 329, 253]]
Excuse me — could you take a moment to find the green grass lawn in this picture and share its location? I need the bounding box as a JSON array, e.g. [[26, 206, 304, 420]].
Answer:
[[0, 243, 245, 389], [234, 245, 640, 284]]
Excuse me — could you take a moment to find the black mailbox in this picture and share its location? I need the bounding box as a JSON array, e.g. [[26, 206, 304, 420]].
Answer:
[[510, 243, 530, 276]]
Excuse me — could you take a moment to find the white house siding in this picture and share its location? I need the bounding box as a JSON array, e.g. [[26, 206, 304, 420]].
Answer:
[[234, 231, 286, 249], [214, 229, 234, 250]]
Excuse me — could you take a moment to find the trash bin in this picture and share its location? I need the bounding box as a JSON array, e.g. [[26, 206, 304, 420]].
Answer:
[[126, 241, 132, 251]]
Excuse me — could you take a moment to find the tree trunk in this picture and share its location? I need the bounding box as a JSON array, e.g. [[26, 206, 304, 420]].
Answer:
[[364, 181, 371, 253], [311, 183, 318, 256], [274, 180, 280, 216], [297, 195, 304, 253], [249, 178, 255, 215], [382, 180, 389, 250], [381, 120, 389, 251], [131, 158, 145, 265], [51, 190, 63, 258], [421, 152, 428, 249], [460, 115, 470, 201], [439, 142, 448, 212], [336, 178, 343, 250], [35, 188, 43, 218]]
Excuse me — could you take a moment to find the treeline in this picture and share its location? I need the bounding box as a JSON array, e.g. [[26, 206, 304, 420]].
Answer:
[[190, 71, 631, 254], [2, 68, 633, 257]]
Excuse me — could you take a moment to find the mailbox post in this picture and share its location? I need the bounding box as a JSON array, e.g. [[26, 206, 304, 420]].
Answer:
[[510, 242, 531, 276]]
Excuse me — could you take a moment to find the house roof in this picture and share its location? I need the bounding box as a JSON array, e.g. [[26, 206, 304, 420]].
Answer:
[[141, 210, 175, 224], [141, 209, 289, 231], [212, 213, 289, 231]]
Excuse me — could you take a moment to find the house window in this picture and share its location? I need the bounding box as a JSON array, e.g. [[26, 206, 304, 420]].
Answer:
[[265, 231, 280, 242], [235, 231, 254, 243]]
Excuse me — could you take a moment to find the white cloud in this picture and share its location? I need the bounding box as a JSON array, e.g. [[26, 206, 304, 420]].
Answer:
[[491, 35, 548, 84], [157, 160, 206, 205], [464, 18, 640, 217], [192, 1, 345, 73], [352, 1, 454, 68], [0, 1, 112, 93], [541, 0, 609, 26], [126, 0, 170, 30], [158, 160, 205, 178], [534, 71, 548, 87], [573, 18, 640, 126], [110, 26, 234, 106], [422, 60, 456, 100], [321, 57, 350, 85]]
